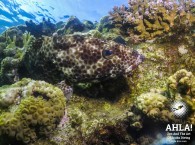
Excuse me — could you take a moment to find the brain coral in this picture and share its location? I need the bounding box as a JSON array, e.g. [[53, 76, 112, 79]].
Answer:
[[0, 78, 66, 144], [109, 0, 195, 41]]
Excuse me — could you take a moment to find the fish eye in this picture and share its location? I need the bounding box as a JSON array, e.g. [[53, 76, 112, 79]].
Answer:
[[102, 49, 114, 59]]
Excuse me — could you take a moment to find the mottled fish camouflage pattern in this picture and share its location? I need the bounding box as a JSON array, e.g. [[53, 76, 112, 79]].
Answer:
[[33, 34, 144, 83]]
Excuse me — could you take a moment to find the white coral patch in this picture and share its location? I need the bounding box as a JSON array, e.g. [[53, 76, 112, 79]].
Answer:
[[178, 45, 188, 55]]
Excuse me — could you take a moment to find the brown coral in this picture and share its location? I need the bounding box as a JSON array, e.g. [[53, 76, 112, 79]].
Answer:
[[109, 0, 195, 41], [168, 69, 195, 98], [134, 92, 175, 122]]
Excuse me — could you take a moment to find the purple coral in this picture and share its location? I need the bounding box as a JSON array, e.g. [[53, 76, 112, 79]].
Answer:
[[109, 0, 195, 41]]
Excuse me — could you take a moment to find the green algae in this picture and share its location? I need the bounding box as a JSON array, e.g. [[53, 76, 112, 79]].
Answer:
[[0, 32, 34, 85]]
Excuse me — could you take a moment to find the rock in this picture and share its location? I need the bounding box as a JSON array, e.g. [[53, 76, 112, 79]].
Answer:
[[97, 16, 115, 33], [112, 35, 126, 45], [25, 18, 56, 37], [83, 20, 95, 30], [64, 16, 85, 34]]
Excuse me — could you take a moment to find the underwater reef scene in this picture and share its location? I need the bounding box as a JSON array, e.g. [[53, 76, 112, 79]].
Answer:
[[0, 0, 195, 145]]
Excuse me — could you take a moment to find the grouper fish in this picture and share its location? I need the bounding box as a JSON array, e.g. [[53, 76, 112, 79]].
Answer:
[[29, 34, 144, 98]]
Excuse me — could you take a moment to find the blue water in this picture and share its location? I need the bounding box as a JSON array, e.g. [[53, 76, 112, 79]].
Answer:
[[0, 0, 127, 33]]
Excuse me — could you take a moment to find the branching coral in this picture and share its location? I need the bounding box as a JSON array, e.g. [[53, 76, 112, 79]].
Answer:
[[109, 0, 195, 41], [0, 78, 66, 144]]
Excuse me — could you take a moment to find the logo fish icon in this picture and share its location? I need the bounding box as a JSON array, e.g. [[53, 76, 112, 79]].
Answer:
[[173, 105, 184, 112], [171, 101, 188, 118]]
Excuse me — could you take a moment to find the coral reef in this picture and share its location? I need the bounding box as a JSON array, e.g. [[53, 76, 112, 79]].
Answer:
[[95, 16, 127, 44], [50, 90, 135, 145], [0, 32, 33, 85], [167, 69, 195, 126], [25, 18, 56, 37], [63, 16, 85, 34], [0, 78, 66, 144], [56, 16, 85, 35], [180, 51, 195, 72], [134, 91, 174, 122], [109, 0, 195, 41], [23, 18, 194, 144], [1, 27, 24, 47], [83, 20, 95, 30], [131, 69, 195, 131], [168, 69, 195, 98], [49, 68, 194, 145], [55, 17, 96, 35], [0, 3, 195, 144], [127, 91, 174, 131], [97, 16, 115, 33], [1, 18, 56, 39]]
